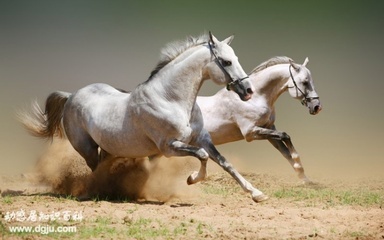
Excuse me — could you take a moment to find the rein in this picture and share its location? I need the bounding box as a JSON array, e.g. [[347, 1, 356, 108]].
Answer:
[[208, 41, 249, 90], [288, 65, 319, 106]]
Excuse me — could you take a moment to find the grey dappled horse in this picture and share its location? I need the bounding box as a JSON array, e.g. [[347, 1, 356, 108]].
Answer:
[[198, 56, 322, 183], [22, 33, 271, 202]]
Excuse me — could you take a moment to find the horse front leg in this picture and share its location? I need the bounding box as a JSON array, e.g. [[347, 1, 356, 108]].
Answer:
[[196, 131, 268, 202], [186, 159, 208, 185], [167, 140, 209, 185], [245, 125, 311, 183]]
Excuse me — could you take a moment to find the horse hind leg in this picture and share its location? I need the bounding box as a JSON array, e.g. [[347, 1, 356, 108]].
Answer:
[[67, 131, 100, 171], [247, 125, 312, 184], [268, 139, 312, 184], [76, 143, 99, 171], [99, 148, 111, 163]]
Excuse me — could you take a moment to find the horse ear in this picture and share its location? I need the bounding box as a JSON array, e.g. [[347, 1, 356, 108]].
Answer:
[[303, 57, 309, 67], [222, 35, 234, 45], [209, 31, 219, 46], [289, 59, 301, 71]]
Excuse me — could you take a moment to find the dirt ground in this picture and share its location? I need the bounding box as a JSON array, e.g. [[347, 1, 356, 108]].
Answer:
[[1, 139, 383, 239]]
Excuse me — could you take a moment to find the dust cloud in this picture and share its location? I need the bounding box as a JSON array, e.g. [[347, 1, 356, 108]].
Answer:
[[32, 139, 201, 202]]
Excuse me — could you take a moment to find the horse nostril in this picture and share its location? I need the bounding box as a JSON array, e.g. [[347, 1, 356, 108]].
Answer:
[[314, 105, 321, 113], [247, 88, 253, 94]]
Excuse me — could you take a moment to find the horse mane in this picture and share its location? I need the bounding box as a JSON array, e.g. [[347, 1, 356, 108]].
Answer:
[[147, 33, 208, 80], [249, 56, 293, 74]]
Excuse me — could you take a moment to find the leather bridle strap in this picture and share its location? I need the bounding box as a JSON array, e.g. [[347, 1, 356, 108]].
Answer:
[[289, 65, 319, 106], [208, 41, 249, 91]]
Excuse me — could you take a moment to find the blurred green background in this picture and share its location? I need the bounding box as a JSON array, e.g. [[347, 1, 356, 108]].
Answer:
[[1, 0, 383, 179]]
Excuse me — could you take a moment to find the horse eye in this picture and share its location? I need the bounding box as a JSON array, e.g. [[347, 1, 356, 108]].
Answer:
[[221, 60, 232, 67]]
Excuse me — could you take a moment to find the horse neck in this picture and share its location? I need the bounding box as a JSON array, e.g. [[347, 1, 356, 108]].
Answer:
[[250, 64, 291, 106], [149, 45, 210, 108]]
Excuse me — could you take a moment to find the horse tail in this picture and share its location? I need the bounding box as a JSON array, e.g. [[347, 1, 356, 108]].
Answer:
[[18, 91, 71, 139]]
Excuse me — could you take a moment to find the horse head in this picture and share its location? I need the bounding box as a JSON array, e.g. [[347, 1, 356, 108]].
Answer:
[[205, 32, 254, 101], [288, 57, 322, 115]]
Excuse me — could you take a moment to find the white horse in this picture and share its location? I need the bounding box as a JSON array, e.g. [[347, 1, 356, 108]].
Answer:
[[197, 56, 322, 183], [22, 32, 271, 202]]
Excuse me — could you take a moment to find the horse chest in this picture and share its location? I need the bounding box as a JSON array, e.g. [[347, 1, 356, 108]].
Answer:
[[244, 99, 272, 126], [133, 99, 198, 140], [254, 107, 273, 126]]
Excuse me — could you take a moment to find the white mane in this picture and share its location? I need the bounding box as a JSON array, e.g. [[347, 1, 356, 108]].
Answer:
[[148, 33, 208, 80], [249, 56, 293, 74]]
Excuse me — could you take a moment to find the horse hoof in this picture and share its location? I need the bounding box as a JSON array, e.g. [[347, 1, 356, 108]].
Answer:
[[187, 176, 193, 185], [76, 194, 91, 201], [303, 180, 313, 185], [303, 180, 319, 186], [299, 177, 317, 186], [187, 171, 198, 185], [252, 194, 269, 203]]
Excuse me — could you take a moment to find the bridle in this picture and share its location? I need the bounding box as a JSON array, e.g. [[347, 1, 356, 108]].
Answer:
[[288, 65, 319, 106], [208, 40, 249, 91]]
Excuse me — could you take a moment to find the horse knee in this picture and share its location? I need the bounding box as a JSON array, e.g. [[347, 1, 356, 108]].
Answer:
[[244, 132, 256, 142], [196, 148, 209, 160], [281, 132, 290, 141]]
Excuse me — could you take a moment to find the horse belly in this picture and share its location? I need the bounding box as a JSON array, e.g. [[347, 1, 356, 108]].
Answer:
[[208, 122, 244, 145], [101, 134, 159, 158]]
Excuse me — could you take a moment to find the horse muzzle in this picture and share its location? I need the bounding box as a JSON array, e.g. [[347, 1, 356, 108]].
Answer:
[[227, 77, 254, 101], [305, 97, 322, 115]]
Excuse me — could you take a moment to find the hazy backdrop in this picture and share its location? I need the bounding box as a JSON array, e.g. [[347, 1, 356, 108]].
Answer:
[[1, 0, 383, 179]]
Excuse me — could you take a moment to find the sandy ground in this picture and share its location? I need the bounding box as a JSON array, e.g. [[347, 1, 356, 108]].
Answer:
[[1, 139, 383, 239]]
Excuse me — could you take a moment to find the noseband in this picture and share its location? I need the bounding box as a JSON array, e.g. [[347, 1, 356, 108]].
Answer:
[[288, 65, 319, 106], [208, 41, 249, 91]]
